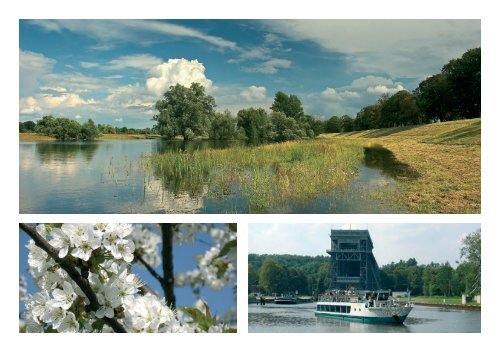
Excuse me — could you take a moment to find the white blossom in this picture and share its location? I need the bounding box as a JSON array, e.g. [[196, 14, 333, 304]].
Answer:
[[52, 281, 77, 310], [71, 230, 101, 261], [58, 312, 79, 333], [23, 223, 236, 333], [49, 228, 72, 258]]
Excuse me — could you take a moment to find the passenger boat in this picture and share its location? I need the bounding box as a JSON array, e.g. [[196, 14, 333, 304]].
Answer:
[[315, 290, 413, 323], [274, 296, 298, 304]]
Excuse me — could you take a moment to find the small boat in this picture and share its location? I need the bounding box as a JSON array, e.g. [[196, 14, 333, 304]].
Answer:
[[274, 296, 298, 304], [315, 290, 413, 323]]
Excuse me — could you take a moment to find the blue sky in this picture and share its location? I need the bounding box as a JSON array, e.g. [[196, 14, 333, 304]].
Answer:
[[19, 19, 480, 128], [19, 224, 236, 320], [248, 223, 480, 268]]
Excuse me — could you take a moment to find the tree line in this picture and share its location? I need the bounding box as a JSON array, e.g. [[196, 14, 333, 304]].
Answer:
[[20, 116, 157, 140], [153, 83, 323, 143], [21, 48, 479, 142], [323, 48, 480, 133], [248, 229, 480, 297]]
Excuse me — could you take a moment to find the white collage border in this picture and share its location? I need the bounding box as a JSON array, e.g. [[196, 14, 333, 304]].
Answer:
[[5, 0, 499, 351]]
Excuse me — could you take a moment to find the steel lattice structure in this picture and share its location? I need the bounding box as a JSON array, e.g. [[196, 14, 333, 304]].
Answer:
[[325, 229, 381, 290]]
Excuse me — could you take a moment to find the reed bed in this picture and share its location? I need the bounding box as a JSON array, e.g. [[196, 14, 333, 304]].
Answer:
[[146, 140, 364, 212]]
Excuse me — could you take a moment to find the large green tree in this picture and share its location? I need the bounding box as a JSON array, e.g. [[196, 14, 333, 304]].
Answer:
[[271, 112, 307, 142], [414, 74, 454, 122], [442, 48, 481, 118], [270, 91, 305, 120], [324, 116, 342, 133], [355, 104, 381, 130], [153, 83, 216, 140], [259, 257, 288, 295], [237, 108, 275, 143], [380, 90, 421, 127], [459, 229, 481, 295], [209, 110, 241, 140]]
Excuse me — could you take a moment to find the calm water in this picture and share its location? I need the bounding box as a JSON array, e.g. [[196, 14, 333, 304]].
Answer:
[[19, 140, 406, 214], [248, 303, 481, 333]]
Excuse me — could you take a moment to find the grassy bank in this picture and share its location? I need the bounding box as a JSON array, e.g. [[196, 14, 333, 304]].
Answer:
[[98, 133, 161, 139], [320, 119, 480, 213], [19, 132, 56, 141], [147, 140, 364, 212], [412, 296, 480, 308]]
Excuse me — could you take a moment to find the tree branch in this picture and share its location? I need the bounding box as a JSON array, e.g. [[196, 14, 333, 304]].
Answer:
[[136, 254, 165, 287], [19, 223, 127, 333], [161, 224, 176, 309]]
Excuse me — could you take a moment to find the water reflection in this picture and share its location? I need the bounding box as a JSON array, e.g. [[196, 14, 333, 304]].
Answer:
[[152, 139, 244, 154], [35, 142, 100, 164], [248, 304, 480, 333], [20, 139, 409, 214]]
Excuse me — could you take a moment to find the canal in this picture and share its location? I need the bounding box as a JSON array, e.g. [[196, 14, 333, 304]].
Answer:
[[248, 303, 480, 333]]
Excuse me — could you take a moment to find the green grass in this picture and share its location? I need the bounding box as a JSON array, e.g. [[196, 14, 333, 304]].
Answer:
[[141, 119, 480, 213], [320, 118, 481, 213], [412, 296, 480, 306], [147, 140, 364, 213]]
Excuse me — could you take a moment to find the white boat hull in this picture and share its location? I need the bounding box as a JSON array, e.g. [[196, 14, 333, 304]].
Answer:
[[315, 301, 413, 323]]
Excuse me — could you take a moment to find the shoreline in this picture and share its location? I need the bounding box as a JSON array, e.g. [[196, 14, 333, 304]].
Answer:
[[413, 302, 481, 311]]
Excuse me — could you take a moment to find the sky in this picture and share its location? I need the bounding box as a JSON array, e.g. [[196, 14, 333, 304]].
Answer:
[[248, 223, 480, 268], [19, 224, 236, 319], [19, 19, 480, 128]]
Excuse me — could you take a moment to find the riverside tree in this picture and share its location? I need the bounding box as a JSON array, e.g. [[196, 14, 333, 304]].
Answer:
[[19, 223, 236, 333], [34, 116, 101, 141], [153, 83, 216, 140]]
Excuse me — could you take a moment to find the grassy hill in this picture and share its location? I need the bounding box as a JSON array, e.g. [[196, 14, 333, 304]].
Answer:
[[320, 119, 481, 213]]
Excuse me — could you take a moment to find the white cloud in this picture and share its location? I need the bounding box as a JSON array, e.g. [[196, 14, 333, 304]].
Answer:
[[146, 58, 213, 96], [347, 75, 396, 90], [39, 93, 96, 109], [367, 84, 404, 95], [321, 87, 360, 101], [40, 86, 67, 93], [43, 72, 105, 94], [19, 96, 42, 114], [114, 117, 123, 122], [249, 223, 481, 267], [106, 54, 162, 71], [261, 19, 480, 78], [244, 58, 292, 74], [80, 61, 99, 69], [30, 19, 238, 51], [19, 50, 56, 95], [240, 85, 266, 101], [20, 93, 96, 114], [105, 83, 154, 108], [75, 114, 81, 119]]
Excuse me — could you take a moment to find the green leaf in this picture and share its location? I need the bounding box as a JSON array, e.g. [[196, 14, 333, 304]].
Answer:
[[180, 302, 218, 332], [215, 239, 237, 259]]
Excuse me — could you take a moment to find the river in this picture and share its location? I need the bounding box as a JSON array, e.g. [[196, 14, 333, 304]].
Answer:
[[248, 303, 480, 333], [19, 139, 406, 214]]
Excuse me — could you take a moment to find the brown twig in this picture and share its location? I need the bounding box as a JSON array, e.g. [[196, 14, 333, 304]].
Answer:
[[19, 223, 127, 333], [136, 254, 165, 286]]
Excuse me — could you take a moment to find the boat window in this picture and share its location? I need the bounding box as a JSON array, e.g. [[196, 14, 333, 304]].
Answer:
[[346, 306, 351, 313], [378, 292, 389, 301]]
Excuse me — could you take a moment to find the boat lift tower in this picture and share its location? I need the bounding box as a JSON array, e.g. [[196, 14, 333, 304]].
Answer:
[[325, 229, 381, 291]]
